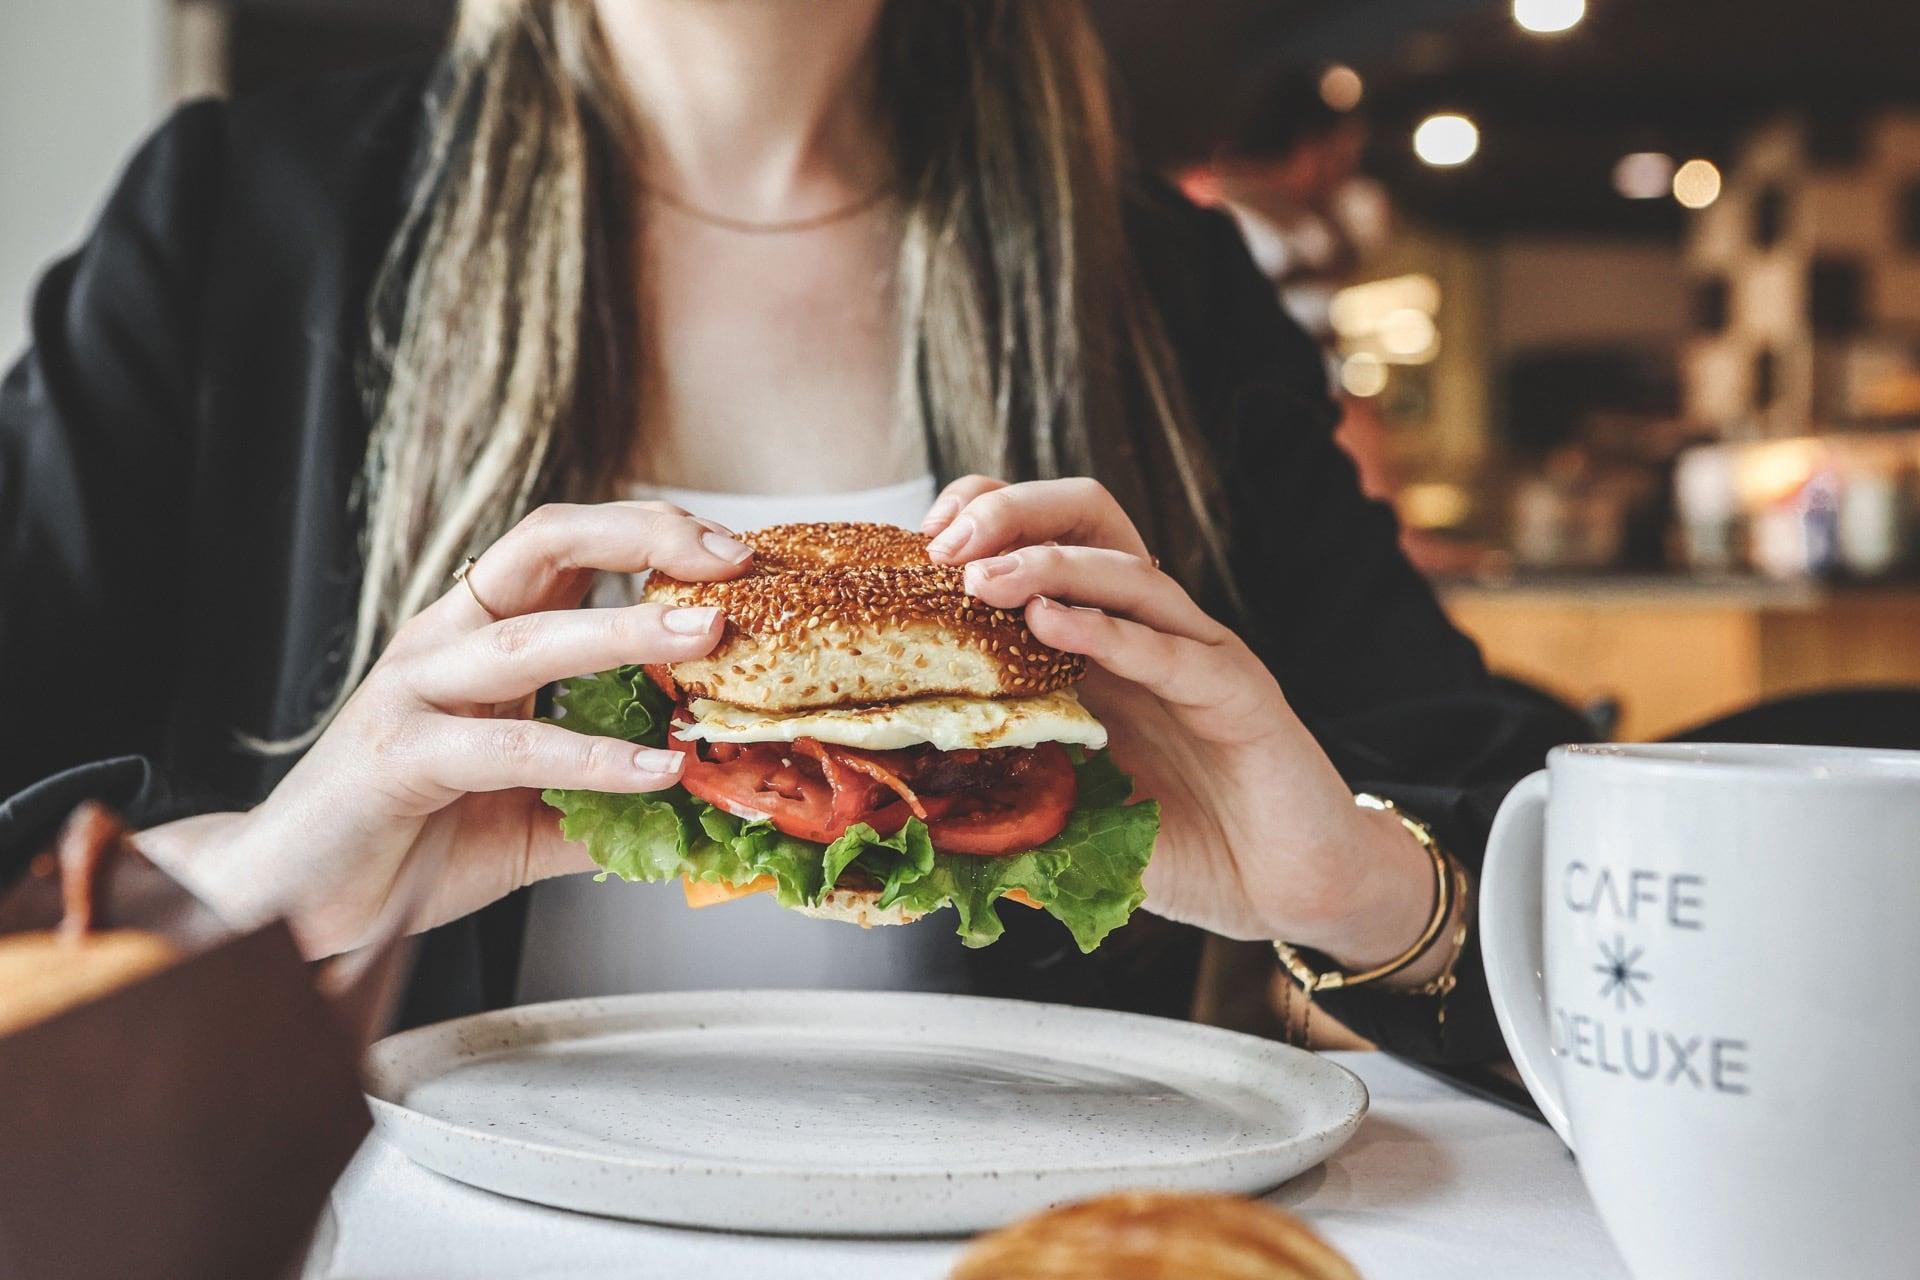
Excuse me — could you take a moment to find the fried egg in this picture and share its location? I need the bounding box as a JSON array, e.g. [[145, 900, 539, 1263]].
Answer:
[[674, 688, 1108, 753]]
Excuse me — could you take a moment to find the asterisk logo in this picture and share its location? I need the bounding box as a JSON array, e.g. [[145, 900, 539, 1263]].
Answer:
[[1594, 934, 1650, 1009]]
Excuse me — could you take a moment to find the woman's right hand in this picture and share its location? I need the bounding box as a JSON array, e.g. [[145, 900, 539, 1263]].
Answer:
[[136, 502, 755, 957]]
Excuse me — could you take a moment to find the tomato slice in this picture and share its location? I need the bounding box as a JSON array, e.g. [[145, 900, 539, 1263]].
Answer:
[[921, 742, 1076, 855], [668, 726, 848, 844], [668, 707, 1078, 857]]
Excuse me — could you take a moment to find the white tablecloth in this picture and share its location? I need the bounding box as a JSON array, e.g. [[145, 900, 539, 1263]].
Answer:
[[308, 1051, 1627, 1279]]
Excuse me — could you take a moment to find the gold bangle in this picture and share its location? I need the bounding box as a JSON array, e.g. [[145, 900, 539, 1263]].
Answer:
[[1272, 794, 1456, 994], [1422, 857, 1473, 1009]]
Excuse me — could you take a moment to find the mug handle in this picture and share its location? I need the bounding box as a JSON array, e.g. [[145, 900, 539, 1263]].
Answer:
[[1479, 769, 1573, 1147]]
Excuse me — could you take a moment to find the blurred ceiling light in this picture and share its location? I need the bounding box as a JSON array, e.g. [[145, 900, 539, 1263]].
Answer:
[[1379, 308, 1440, 361], [1329, 274, 1442, 339], [1612, 151, 1675, 200], [1340, 353, 1389, 398], [1673, 158, 1723, 209], [1413, 113, 1479, 167], [1512, 0, 1586, 35], [1319, 64, 1364, 112]]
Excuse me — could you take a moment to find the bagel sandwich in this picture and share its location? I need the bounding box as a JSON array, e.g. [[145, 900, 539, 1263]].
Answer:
[[542, 522, 1160, 951]]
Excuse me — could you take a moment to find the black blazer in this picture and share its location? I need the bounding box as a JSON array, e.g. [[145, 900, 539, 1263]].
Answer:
[[0, 67, 1583, 1061]]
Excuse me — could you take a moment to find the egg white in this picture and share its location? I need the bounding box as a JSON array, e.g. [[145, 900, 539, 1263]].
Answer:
[[674, 688, 1108, 753]]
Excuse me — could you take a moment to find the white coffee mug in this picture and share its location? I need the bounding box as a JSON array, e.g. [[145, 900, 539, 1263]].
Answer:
[[1481, 743, 1920, 1280]]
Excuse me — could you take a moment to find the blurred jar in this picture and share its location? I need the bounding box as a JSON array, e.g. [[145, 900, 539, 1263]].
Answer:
[[1838, 470, 1906, 577], [1511, 449, 1625, 570], [1673, 447, 1740, 573]]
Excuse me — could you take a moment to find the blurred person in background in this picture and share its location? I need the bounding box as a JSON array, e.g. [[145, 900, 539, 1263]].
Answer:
[[1184, 71, 1388, 367], [0, 0, 1578, 1060], [1185, 70, 1487, 578]]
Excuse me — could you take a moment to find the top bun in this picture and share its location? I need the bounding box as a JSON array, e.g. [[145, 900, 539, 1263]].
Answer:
[[645, 522, 1085, 713], [950, 1191, 1361, 1280]]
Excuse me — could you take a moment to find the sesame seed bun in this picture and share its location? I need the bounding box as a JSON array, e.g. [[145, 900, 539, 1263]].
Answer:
[[645, 522, 1086, 713], [790, 886, 927, 928]]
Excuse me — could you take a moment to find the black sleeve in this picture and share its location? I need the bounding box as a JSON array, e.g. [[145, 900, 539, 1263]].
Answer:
[[1183, 206, 1587, 1063], [0, 101, 234, 876]]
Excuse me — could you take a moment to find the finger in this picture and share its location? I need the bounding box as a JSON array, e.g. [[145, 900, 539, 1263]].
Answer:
[[1022, 596, 1227, 710], [963, 545, 1226, 643], [407, 603, 726, 707], [613, 498, 739, 540], [921, 474, 1007, 537], [422, 718, 687, 795], [926, 478, 1150, 564], [422, 503, 755, 632]]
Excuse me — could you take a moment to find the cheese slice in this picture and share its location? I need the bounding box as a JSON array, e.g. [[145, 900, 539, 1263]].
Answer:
[[673, 688, 1107, 753], [683, 876, 776, 909]]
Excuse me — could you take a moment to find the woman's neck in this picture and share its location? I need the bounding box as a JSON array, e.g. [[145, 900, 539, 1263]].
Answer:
[[594, 0, 891, 217]]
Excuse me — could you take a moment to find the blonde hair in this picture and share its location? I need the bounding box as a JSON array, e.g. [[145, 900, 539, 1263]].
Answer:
[[292, 0, 1230, 743]]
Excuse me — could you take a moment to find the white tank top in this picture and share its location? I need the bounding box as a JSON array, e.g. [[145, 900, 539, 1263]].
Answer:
[[513, 473, 981, 1002]]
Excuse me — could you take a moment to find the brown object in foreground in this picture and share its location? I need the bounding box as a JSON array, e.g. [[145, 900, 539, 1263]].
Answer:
[[0, 927, 178, 1037], [950, 1191, 1362, 1280], [0, 803, 372, 1280]]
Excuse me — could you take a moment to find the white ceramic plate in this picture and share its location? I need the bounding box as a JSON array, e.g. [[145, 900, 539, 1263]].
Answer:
[[363, 990, 1367, 1236]]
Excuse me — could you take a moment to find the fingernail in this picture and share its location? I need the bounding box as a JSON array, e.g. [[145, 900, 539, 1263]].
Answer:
[[927, 515, 975, 558], [701, 531, 753, 564], [663, 606, 722, 635], [964, 555, 1018, 592], [692, 516, 736, 537], [920, 497, 960, 532], [1030, 594, 1057, 612], [634, 748, 685, 775]]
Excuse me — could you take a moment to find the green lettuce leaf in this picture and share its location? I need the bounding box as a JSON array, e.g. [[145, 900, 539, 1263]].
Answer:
[[550, 664, 673, 747], [542, 669, 1160, 952]]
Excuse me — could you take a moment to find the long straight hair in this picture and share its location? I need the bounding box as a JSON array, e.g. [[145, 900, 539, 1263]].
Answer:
[[294, 0, 1230, 743]]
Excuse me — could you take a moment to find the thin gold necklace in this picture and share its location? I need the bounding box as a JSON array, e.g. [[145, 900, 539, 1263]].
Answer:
[[642, 180, 895, 234]]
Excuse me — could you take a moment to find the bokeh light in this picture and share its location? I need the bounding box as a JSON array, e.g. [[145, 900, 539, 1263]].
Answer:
[[1513, 0, 1587, 35], [1379, 308, 1440, 361], [1673, 159, 1723, 210], [1319, 64, 1364, 112], [1341, 353, 1389, 398], [1612, 152, 1675, 200], [1413, 113, 1480, 167]]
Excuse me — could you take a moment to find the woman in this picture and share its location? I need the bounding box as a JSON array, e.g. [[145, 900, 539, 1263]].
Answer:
[[0, 0, 1576, 1059]]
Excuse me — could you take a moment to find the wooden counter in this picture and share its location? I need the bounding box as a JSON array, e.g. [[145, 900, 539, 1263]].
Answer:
[[1439, 577, 1920, 740]]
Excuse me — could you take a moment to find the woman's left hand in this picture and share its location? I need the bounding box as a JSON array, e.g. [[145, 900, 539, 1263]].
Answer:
[[923, 476, 1435, 970]]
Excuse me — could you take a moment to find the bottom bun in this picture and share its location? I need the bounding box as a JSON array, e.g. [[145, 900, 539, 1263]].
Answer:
[[791, 888, 928, 929]]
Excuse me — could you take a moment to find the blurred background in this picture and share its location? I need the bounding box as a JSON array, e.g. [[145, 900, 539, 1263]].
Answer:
[[9, 0, 1920, 742]]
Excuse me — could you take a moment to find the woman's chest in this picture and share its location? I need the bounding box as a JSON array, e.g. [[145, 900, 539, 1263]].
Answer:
[[633, 218, 913, 493]]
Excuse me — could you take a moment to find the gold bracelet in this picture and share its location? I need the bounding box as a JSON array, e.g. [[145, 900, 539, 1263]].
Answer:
[[1423, 855, 1472, 1012], [1272, 794, 1461, 995]]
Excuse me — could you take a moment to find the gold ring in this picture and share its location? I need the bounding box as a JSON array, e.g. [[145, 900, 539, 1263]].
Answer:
[[452, 556, 499, 620]]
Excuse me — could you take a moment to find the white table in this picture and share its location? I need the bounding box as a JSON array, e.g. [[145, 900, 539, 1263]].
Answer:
[[308, 1052, 1628, 1279]]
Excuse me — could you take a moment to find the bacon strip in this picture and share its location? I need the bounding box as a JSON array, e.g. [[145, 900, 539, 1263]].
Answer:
[[793, 738, 929, 821]]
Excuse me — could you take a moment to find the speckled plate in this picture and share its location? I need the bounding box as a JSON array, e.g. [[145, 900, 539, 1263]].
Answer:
[[363, 990, 1367, 1236]]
